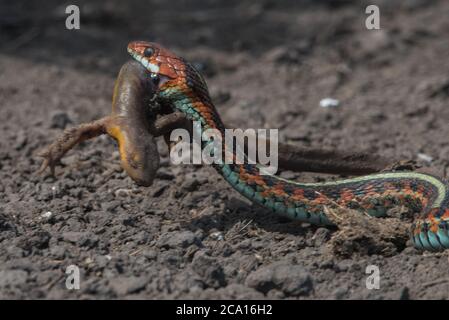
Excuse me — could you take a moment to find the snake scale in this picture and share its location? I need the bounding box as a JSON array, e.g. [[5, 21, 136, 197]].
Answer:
[[127, 41, 449, 252]]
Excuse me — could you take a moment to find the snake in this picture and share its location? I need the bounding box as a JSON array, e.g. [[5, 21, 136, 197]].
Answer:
[[127, 40, 449, 252]]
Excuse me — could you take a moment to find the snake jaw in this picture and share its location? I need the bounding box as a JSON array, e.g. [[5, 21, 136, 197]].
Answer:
[[127, 48, 160, 74], [128, 41, 186, 81]]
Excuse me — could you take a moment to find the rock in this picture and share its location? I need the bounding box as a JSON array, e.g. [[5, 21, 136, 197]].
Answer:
[[246, 261, 313, 296], [157, 231, 199, 249], [335, 259, 354, 272], [40, 211, 53, 219], [49, 111, 73, 129], [210, 231, 224, 241], [191, 251, 226, 288], [417, 153, 433, 164], [319, 98, 340, 108]]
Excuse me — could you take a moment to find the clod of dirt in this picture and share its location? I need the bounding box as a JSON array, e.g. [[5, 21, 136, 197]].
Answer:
[[15, 230, 51, 253], [245, 260, 314, 297], [49, 111, 73, 129], [61, 231, 99, 248], [191, 251, 226, 289], [156, 230, 201, 249], [325, 207, 410, 257]]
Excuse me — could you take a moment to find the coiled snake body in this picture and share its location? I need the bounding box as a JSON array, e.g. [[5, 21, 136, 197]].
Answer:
[[128, 41, 449, 252]]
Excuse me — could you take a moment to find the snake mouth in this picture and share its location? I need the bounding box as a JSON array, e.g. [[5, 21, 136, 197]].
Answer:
[[127, 47, 160, 74], [127, 47, 171, 89]]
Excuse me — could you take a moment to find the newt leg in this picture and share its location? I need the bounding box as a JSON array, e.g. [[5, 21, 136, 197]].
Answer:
[[151, 111, 191, 136], [37, 117, 111, 176], [150, 112, 192, 154]]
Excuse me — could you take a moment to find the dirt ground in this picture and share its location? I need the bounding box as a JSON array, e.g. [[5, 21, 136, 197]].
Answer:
[[1, 0, 449, 299]]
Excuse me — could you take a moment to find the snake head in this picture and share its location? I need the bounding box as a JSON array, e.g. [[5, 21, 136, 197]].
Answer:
[[127, 41, 186, 88]]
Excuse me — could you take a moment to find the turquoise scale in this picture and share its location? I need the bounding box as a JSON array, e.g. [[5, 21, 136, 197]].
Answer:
[[437, 228, 449, 247], [427, 231, 442, 249], [418, 232, 436, 251]]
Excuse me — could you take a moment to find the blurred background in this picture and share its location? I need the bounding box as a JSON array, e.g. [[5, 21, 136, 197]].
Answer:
[[1, 0, 440, 74]]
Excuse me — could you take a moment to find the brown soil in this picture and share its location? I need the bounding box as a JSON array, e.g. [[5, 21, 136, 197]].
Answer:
[[1, 0, 449, 299]]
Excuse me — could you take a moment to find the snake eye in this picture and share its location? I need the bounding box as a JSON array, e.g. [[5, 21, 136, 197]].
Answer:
[[143, 47, 154, 57], [150, 73, 160, 85]]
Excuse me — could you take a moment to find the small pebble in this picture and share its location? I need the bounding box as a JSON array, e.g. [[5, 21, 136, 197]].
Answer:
[[41, 211, 53, 219], [319, 98, 340, 108], [417, 153, 433, 164], [114, 188, 134, 197], [210, 231, 224, 241]]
